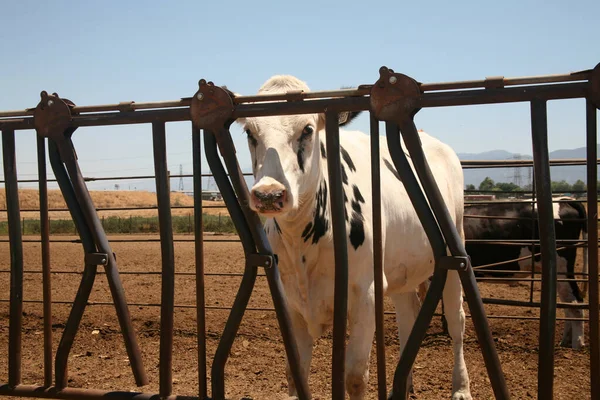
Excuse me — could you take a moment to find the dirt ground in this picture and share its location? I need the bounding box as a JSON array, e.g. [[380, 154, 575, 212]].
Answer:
[[0, 234, 593, 399]]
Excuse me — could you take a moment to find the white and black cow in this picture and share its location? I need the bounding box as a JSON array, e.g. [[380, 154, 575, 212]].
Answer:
[[239, 75, 471, 399], [464, 198, 589, 349]]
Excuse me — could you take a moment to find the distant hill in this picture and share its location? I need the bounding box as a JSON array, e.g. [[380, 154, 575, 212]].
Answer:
[[458, 145, 600, 188]]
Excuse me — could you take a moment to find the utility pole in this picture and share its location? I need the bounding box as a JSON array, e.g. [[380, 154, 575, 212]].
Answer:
[[178, 164, 184, 192]]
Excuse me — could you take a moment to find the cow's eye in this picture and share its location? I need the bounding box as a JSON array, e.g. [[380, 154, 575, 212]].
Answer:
[[302, 125, 314, 137]]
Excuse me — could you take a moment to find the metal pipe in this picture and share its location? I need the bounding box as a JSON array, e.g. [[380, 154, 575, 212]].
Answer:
[[530, 99, 558, 400], [192, 127, 208, 399], [3, 158, 597, 186], [152, 122, 175, 397], [482, 298, 588, 309], [370, 114, 387, 399], [0, 68, 592, 120], [397, 120, 510, 400], [586, 99, 599, 400], [37, 135, 53, 387], [2, 129, 24, 387], [324, 111, 349, 399], [0, 384, 198, 400], [212, 128, 310, 400]]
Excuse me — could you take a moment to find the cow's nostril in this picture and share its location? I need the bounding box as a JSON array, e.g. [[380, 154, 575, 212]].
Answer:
[[252, 189, 287, 210]]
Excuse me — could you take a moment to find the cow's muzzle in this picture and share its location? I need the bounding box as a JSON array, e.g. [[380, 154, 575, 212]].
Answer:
[[251, 188, 288, 214]]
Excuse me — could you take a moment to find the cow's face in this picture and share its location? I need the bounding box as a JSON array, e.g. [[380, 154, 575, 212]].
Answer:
[[239, 75, 360, 217], [242, 113, 323, 216]]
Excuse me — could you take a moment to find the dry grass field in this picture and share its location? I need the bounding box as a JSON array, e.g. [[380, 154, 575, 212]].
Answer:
[[0, 189, 229, 220]]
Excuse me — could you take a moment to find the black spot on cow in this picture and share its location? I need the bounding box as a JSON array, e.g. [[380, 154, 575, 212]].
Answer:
[[320, 141, 327, 159], [273, 218, 282, 235], [297, 145, 305, 173], [384, 159, 401, 181], [340, 146, 356, 172], [302, 255, 306, 264], [352, 185, 365, 203], [301, 180, 329, 244], [349, 184, 366, 249], [341, 164, 348, 185]]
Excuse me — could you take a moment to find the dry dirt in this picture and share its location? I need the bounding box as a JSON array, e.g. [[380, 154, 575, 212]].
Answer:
[[0, 189, 228, 220], [0, 234, 593, 400]]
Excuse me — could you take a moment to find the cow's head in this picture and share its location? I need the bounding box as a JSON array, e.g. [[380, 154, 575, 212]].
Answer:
[[237, 75, 360, 217]]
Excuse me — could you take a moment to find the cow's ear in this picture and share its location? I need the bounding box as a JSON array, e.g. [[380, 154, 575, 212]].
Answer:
[[337, 111, 362, 126], [317, 110, 362, 131]]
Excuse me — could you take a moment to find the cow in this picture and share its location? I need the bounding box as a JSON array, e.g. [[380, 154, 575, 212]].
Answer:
[[464, 197, 589, 350], [238, 75, 472, 399]]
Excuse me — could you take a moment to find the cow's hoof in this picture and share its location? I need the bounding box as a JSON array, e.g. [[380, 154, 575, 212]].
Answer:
[[452, 390, 473, 400]]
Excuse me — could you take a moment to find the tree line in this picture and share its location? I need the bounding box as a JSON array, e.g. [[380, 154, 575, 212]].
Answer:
[[466, 177, 597, 196]]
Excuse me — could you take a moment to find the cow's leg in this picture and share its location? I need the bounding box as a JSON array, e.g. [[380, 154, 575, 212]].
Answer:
[[285, 310, 314, 398], [344, 286, 376, 400], [443, 270, 472, 400], [389, 290, 420, 395], [557, 255, 585, 350]]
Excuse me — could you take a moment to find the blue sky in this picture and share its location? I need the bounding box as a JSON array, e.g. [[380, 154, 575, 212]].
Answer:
[[1, 0, 599, 191]]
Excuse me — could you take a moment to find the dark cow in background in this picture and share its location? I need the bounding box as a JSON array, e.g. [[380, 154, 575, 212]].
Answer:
[[464, 197, 589, 349]]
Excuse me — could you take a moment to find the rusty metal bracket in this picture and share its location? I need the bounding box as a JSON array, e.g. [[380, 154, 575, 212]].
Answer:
[[438, 256, 471, 272], [84, 253, 109, 266], [589, 62, 600, 109], [33, 91, 75, 140], [485, 76, 505, 90], [190, 79, 235, 132], [246, 253, 276, 269], [370, 66, 422, 125]]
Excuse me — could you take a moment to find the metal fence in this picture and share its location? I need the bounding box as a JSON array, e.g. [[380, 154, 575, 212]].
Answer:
[[0, 63, 599, 400]]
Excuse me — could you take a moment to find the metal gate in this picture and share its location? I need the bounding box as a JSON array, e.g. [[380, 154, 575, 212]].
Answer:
[[0, 63, 598, 400]]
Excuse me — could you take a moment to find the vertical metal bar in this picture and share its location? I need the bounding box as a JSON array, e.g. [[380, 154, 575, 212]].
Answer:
[[369, 115, 387, 400], [2, 129, 23, 387], [324, 111, 348, 399], [530, 99, 557, 400], [192, 126, 207, 399], [211, 129, 310, 400], [586, 100, 599, 400], [152, 122, 175, 397], [37, 135, 53, 387]]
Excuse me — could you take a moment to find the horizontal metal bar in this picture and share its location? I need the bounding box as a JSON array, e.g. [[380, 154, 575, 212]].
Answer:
[[0, 300, 589, 323], [1, 157, 594, 184], [0, 68, 591, 120], [0, 269, 266, 277], [0, 384, 197, 400], [0, 172, 253, 185], [1, 81, 591, 131], [420, 70, 592, 92], [461, 158, 600, 169], [482, 297, 588, 309], [0, 238, 240, 243]]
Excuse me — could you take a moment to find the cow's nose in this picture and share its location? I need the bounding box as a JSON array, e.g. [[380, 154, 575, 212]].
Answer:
[[251, 188, 287, 212]]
